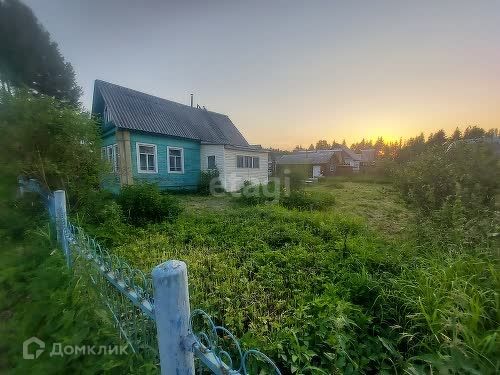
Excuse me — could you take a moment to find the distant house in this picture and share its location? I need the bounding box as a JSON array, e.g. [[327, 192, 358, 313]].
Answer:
[[341, 147, 362, 172], [92, 80, 268, 192], [276, 147, 360, 177], [358, 149, 376, 166]]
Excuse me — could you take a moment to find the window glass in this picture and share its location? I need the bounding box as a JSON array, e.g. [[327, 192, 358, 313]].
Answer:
[[237, 155, 260, 168], [147, 154, 155, 170], [208, 155, 216, 169], [168, 148, 183, 172], [138, 143, 156, 172], [112, 144, 120, 172], [252, 157, 260, 169], [139, 145, 154, 154], [140, 154, 147, 170]]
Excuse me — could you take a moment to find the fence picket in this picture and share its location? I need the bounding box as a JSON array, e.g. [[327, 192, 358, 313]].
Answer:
[[19, 179, 281, 375]]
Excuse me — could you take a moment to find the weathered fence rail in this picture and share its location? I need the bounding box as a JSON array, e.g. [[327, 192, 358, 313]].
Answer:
[[19, 178, 281, 375]]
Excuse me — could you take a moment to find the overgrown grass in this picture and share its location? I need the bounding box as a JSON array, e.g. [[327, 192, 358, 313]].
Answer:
[[87, 182, 498, 374], [5, 178, 498, 374], [308, 180, 412, 238], [0, 185, 155, 374]]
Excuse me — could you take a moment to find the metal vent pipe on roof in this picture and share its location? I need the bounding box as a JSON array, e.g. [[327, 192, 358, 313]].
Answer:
[[190, 94, 193, 107]]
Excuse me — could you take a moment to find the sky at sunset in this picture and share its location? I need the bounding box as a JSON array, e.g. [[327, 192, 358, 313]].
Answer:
[[24, 0, 500, 149]]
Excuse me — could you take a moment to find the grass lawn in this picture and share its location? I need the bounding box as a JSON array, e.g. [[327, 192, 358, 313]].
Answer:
[[306, 178, 412, 238], [180, 178, 412, 239]]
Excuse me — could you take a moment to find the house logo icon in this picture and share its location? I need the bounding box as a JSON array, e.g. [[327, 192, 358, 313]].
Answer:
[[23, 337, 45, 359]]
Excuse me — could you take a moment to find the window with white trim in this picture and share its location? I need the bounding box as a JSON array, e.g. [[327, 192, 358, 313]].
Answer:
[[236, 155, 260, 169], [112, 144, 119, 172], [207, 155, 216, 170], [102, 144, 120, 173], [137, 143, 157, 173], [168, 147, 184, 173]]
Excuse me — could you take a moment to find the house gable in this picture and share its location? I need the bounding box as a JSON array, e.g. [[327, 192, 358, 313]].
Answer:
[[92, 80, 249, 147]]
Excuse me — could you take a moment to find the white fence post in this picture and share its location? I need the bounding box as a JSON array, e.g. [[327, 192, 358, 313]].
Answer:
[[152, 260, 195, 375], [17, 176, 25, 197], [54, 190, 71, 268]]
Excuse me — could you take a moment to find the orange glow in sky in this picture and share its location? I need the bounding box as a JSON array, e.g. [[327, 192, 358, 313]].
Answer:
[[24, 1, 500, 150]]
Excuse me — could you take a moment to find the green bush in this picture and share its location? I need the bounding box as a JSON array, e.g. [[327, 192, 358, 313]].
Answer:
[[77, 190, 117, 224], [117, 183, 182, 226], [198, 169, 223, 195], [0, 189, 153, 374], [396, 143, 499, 215], [279, 189, 335, 210], [236, 181, 280, 206], [0, 90, 103, 205]]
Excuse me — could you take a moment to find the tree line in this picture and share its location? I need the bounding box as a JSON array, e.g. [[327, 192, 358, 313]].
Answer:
[[292, 125, 499, 161]]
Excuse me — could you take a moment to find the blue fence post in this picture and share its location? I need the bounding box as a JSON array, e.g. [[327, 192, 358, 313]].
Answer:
[[152, 260, 195, 375], [54, 190, 71, 269]]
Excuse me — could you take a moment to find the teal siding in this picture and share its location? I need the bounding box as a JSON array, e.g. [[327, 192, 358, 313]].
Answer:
[[101, 129, 120, 194], [102, 130, 116, 147], [130, 132, 200, 190]]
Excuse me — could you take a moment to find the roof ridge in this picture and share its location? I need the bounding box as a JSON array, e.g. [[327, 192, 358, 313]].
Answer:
[[95, 79, 228, 117], [93, 79, 250, 147]]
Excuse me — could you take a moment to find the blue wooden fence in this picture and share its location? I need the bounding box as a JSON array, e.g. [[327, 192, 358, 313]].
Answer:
[[19, 178, 281, 375]]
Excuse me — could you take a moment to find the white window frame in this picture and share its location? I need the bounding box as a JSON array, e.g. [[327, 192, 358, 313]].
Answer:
[[167, 146, 184, 174], [237, 155, 260, 169], [136, 142, 158, 174], [112, 144, 119, 173]]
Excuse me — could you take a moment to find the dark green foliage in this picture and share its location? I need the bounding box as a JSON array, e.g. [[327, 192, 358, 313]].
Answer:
[[336, 216, 363, 256], [287, 168, 309, 191], [0, 187, 154, 374], [76, 190, 129, 247], [0, 90, 102, 205], [0, 0, 82, 105], [198, 169, 222, 195], [117, 183, 182, 226], [396, 143, 500, 215], [109, 206, 399, 373], [279, 189, 335, 211], [100, 184, 498, 374], [236, 181, 280, 206]]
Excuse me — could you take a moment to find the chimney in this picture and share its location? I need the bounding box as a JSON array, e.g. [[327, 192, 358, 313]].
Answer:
[[190, 94, 193, 107]]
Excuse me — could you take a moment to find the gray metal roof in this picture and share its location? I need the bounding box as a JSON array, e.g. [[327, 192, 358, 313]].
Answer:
[[277, 150, 343, 165], [341, 146, 362, 161], [93, 80, 249, 147]]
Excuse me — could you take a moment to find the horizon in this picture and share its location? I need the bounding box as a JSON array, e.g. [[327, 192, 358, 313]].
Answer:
[[23, 0, 500, 149]]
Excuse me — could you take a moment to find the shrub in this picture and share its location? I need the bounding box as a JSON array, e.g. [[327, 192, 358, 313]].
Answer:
[[236, 181, 280, 206], [198, 169, 223, 195], [77, 190, 116, 225], [279, 190, 335, 211], [117, 183, 182, 226], [396, 143, 499, 215], [0, 90, 103, 205]]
